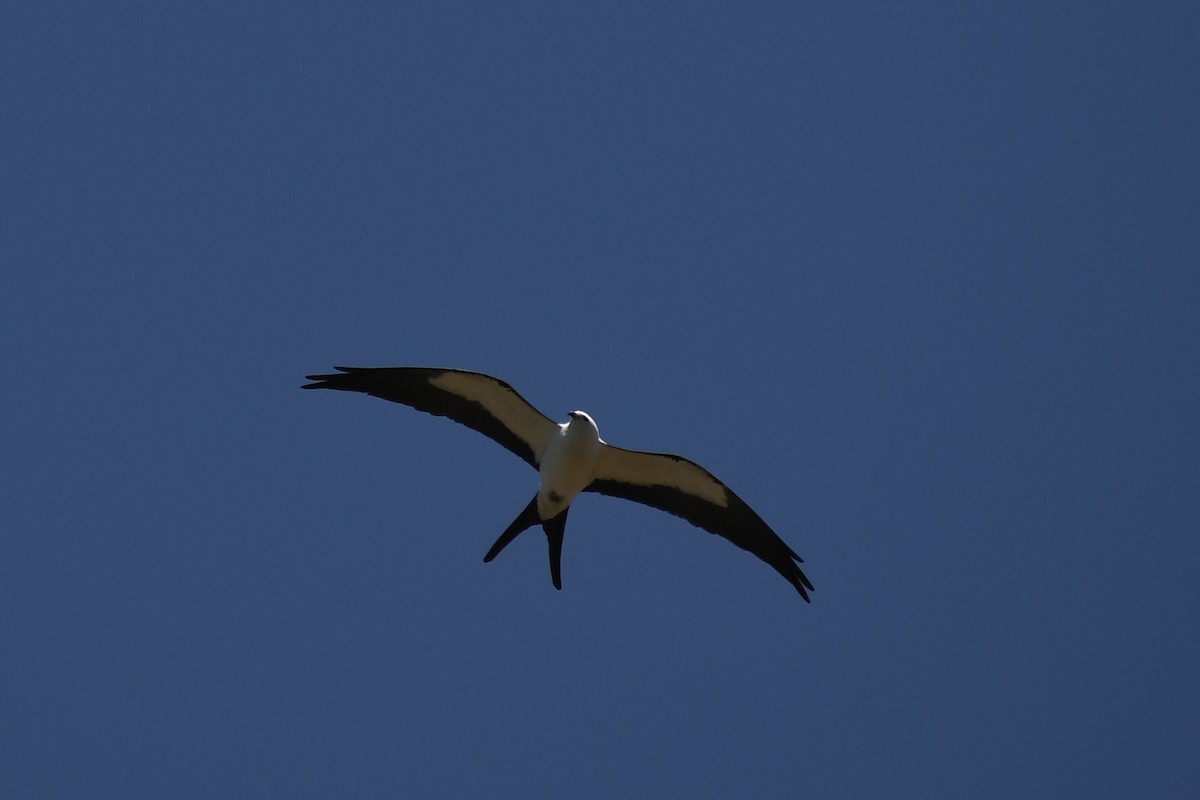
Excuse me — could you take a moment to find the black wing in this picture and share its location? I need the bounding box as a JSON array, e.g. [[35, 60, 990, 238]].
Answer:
[[585, 444, 812, 601], [302, 367, 557, 468]]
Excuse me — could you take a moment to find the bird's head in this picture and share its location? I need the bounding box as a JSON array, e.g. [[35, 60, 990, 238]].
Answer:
[[567, 410, 598, 432]]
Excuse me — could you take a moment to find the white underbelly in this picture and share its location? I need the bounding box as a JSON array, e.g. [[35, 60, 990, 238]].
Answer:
[[537, 427, 600, 519]]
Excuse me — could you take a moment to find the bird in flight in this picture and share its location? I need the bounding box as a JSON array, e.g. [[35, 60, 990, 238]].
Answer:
[[303, 367, 812, 601]]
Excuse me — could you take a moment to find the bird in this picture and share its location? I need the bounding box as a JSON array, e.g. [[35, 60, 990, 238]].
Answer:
[[302, 367, 813, 601]]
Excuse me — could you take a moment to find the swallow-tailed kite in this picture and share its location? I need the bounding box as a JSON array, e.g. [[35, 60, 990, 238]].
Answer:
[[302, 367, 813, 601]]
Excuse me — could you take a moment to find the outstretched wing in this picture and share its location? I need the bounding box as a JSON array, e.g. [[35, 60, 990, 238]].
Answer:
[[302, 367, 557, 468], [585, 444, 813, 600]]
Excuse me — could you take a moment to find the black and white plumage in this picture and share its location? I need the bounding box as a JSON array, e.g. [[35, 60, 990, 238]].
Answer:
[[302, 367, 813, 601]]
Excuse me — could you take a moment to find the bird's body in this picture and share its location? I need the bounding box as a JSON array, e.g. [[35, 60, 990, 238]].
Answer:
[[303, 366, 813, 601], [535, 411, 601, 518]]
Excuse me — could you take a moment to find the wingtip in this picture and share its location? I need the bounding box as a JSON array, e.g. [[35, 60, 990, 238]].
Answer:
[[794, 574, 813, 602], [795, 569, 814, 602], [301, 366, 361, 390], [301, 370, 337, 389]]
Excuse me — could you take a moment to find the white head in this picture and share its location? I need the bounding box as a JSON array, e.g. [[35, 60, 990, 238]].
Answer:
[[566, 410, 598, 434]]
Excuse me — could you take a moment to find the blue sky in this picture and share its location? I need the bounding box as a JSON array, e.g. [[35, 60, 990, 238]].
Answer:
[[2, 2, 1197, 797]]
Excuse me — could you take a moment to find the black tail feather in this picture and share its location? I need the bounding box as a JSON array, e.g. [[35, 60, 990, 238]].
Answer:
[[483, 495, 540, 563], [542, 507, 569, 590]]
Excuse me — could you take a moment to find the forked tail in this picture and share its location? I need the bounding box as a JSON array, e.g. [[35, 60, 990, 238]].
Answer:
[[483, 495, 570, 590]]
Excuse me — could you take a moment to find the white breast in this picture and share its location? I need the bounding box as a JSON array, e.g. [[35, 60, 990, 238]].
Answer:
[[537, 412, 601, 519]]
